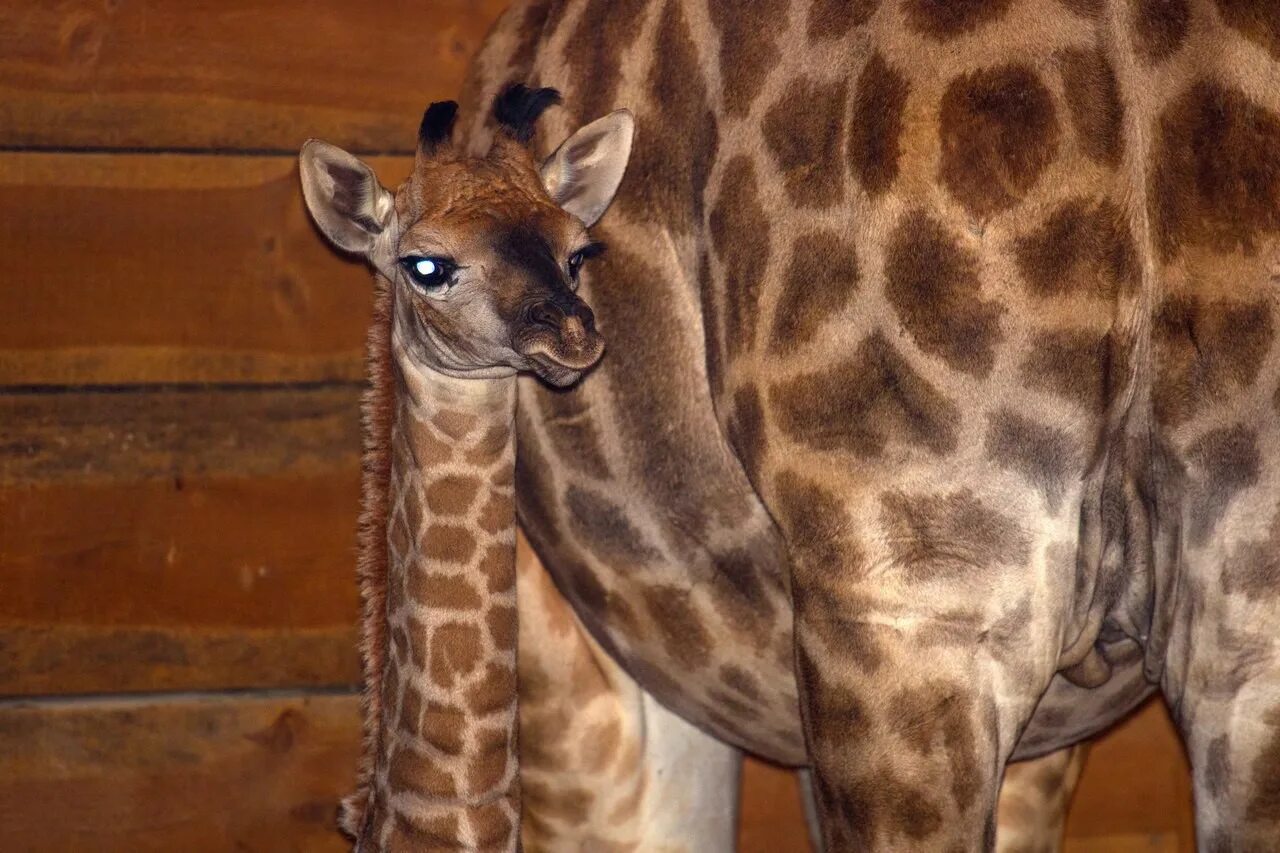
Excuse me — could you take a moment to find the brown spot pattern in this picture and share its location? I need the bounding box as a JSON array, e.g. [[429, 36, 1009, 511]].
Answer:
[[420, 701, 467, 756], [985, 409, 1082, 511], [1060, 48, 1124, 167], [1015, 198, 1137, 298], [466, 662, 516, 716], [889, 681, 984, 810], [1248, 708, 1280, 822], [880, 489, 1032, 580], [408, 572, 483, 610], [1187, 424, 1261, 543], [535, 389, 611, 479], [1226, 513, 1280, 600], [565, 484, 661, 564], [727, 383, 768, 480], [709, 0, 788, 116], [774, 470, 856, 570], [1152, 82, 1280, 258], [1020, 329, 1111, 413], [1153, 296, 1273, 424], [768, 230, 859, 355], [904, 0, 1014, 38], [772, 331, 961, 457], [424, 474, 481, 516], [1132, 0, 1190, 62], [886, 210, 1004, 376], [389, 745, 457, 797], [1057, 0, 1103, 15], [486, 603, 518, 651], [710, 156, 771, 357], [1215, 0, 1280, 58], [421, 524, 478, 564], [939, 65, 1060, 217], [708, 547, 780, 643], [620, 0, 719, 234], [562, 0, 649, 123], [641, 584, 712, 670], [848, 53, 910, 196], [807, 0, 878, 38], [429, 622, 483, 688], [763, 77, 848, 207]]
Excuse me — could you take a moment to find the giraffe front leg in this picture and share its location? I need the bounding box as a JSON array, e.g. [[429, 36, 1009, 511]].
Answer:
[[515, 532, 742, 852], [779, 482, 1064, 851], [797, 746, 1087, 853], [796, 619, 1010, 850], [1162, 535, 1280, 850], [994, 746, 1087, 853]]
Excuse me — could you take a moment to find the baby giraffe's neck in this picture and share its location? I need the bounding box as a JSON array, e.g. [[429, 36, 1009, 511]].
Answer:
[[360, 348, 520, 851]]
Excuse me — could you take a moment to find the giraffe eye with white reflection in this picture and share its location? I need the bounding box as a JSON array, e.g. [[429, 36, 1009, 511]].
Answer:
[[400, 256, 456, 297]]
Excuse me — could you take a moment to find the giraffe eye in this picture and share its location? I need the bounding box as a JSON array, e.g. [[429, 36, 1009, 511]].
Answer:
[[566, 241, 606, 285], [401, 256, 456, 296]]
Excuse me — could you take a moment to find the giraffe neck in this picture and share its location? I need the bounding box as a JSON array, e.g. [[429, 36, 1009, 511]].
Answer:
[[362, 351, 521, 851]]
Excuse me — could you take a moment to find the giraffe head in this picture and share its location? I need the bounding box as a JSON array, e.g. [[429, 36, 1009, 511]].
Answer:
[[300, 85, 634, 387]]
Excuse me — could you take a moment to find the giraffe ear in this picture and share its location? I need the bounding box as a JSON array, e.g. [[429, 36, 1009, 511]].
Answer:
[[540, 109, 635, 227], [299, 139, 395, 256]]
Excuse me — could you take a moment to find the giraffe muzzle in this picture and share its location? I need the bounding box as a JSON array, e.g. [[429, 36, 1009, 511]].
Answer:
[[515, 296, 606, 382]]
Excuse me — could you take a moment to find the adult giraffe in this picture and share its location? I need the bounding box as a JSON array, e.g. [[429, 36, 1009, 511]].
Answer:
[[452, 0, 1280, 849]]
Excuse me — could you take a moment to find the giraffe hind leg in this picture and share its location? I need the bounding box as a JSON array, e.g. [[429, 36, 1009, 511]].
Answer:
[[516, 532, 741, 852]]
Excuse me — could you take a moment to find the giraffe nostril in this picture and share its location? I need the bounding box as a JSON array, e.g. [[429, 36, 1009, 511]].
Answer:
[[527, 301, 564, 330]]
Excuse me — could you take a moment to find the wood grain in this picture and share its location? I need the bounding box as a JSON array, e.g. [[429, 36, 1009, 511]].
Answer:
[[0, 0, 509, 152], [0, 691, 359, 852], [0, 153, 411, 385], [739, 758, 813, 853], [1, 387, 360, 484], [0, 386, 363, 694], [1065, 699, 1195, 851], [1, 471, 363, 694]]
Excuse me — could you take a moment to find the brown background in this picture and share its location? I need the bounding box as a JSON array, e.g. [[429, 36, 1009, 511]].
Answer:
[[0, 2, 1193, 850]]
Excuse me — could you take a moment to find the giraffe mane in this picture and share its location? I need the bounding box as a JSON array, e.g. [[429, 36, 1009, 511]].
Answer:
[[339, 274, 395, 838]]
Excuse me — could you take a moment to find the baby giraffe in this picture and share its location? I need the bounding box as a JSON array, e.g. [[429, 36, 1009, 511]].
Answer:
[[299, 86, 633, 851]]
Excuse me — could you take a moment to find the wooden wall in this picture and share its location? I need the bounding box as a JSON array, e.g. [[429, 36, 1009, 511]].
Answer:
[[0, 2, 1193, 850]]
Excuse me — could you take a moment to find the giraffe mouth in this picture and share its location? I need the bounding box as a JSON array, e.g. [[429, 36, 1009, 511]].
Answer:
[[520, 342, 605, 386], [514, 315, 606, 386]]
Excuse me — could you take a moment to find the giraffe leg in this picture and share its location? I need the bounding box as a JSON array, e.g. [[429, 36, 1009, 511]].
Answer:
[[1161, 515, 1280, 851], [799, 746, 1088, 853], [994, 746, 1088, 853], [516, 532, 741, 852], [779, 482, 1067, 851]]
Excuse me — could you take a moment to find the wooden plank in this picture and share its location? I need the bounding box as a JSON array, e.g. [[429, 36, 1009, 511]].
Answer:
[[1, 387, 360, 484], [0, 386, 363, 694], [0, 153, 409, 385], [1, 472, 363, 694], [739, 758, 812, 853], [1065, 700, 1195, 851], [0, 691, 359, 852], [0, 0, 509, 152]]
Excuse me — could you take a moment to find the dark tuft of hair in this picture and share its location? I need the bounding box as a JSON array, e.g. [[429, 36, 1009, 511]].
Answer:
[[418, 100, 458, 152], [493, 84, 562, 143]]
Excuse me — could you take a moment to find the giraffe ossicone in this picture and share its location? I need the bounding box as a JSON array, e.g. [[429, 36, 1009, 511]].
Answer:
[[299, 83, 634, 851]]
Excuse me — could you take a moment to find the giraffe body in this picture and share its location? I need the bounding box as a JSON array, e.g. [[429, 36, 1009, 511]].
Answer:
[[454, 0, 1280, 848], [301, 87, 635, 850]]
